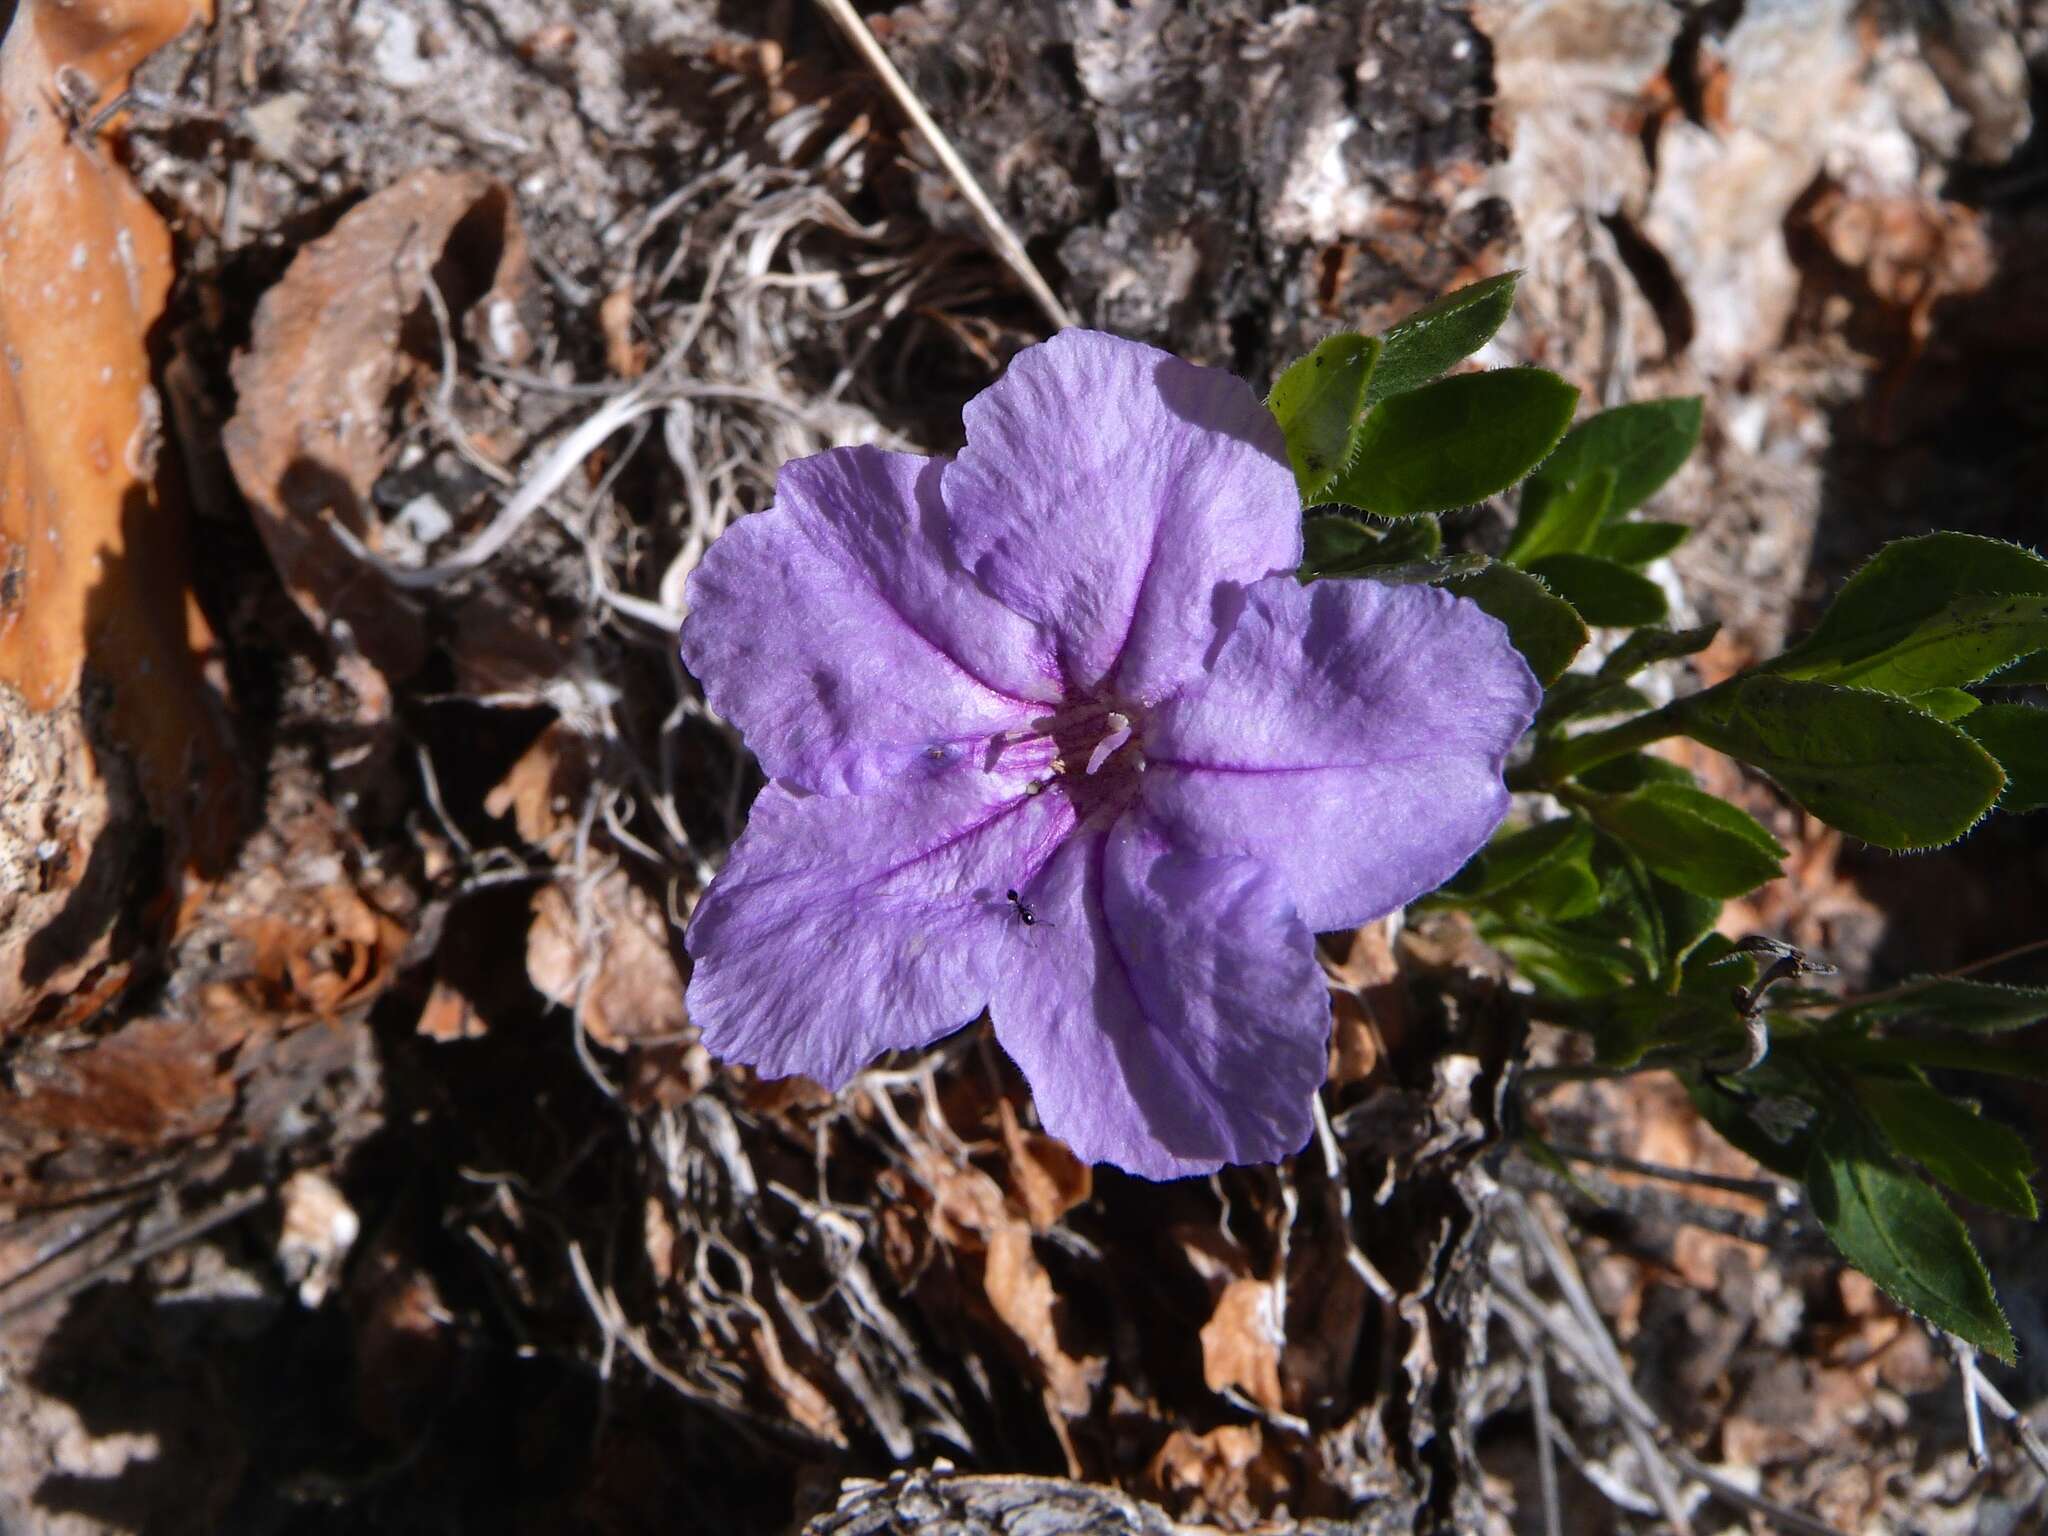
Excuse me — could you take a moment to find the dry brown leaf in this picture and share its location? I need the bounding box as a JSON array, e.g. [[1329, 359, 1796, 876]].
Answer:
[[1, 1012, 242, 1146], [415, 977, 488, 1042], [482, 720, 589, 855], [222, 168, 536, 705], [1327, 989, 1380, 1088], [920, 1151, 1012, 1250], [982, 1225, 1103, 1421], [1149, 1423, 1283, 1526], [1200, 1276, 1286, 1414], [740, 1314, 847, 1448], [231, 881, 407, 1019], [996, 1098, 1091, 1231], [599, 282, 648, 378], [525, 872, 687, 1052]]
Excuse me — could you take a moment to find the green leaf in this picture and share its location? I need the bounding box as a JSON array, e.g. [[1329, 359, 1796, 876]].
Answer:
[[1503, 467, 1615, 565], [1575, 831, 1669, 984], [1829, 978, 2048, 1034], [1299, 511, 1441, 581], [1325, 368, 1580, 516], [1365, 271, 1520, 407], [1589, 520, 1690, 567], [1268, 334, 1382, 501], [1683, 932, 1756, 992], [1440, 816, 1590, 901], [1599, 623, 1720, 682], [1962, 702, 2048, 812], [1655, 877, 1722, 970], [1816, 1033, 2048, 1082], [1909, 687, 1983, 722], [1587, 782, 1786, 900], [1575, 752, 1695, 794], [1524, 397, 1704, 520], [1483, 920, 1638, 998], [1534, 676, 1651, 732], [1687, 1070, 1816, 1179], [1523, 553, 1669, 627], [1588, 988, 1737, 1069], [1805, 1116, 2013, 1360], [1985, 652, 2048, 685], [1675, 676, 2005, 850], [1855, 1074, 2037, 1219], [1440, 561, 1588, 686], [1769, 533, 2048, 695]]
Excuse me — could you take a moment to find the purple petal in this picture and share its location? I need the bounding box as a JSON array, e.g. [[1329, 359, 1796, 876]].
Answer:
[[990, 813, 1329, 1180], [945, 331, 1302, 700], [686, 760, 1075, 1089], [680, 446, 1059, 794], [1142, 576, 1540, 932]]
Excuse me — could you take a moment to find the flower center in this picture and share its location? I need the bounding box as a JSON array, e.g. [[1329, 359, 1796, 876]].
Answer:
[[1024, 697, 1146, 822]]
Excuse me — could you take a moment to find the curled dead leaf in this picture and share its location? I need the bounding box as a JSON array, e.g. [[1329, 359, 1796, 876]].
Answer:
[[1199, 1276, 1287, 1415], [982, 1225, 1103, 1421], [996, 1098, 1090, 1231], [222, 168, 537, 705], [0, 1012, 242, 1147], [525, 872, 688, 1053], [482, 719, 589, 856]]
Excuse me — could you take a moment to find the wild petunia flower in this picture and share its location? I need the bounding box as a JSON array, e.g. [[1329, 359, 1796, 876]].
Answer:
[[679, 331, 1540, 1179]]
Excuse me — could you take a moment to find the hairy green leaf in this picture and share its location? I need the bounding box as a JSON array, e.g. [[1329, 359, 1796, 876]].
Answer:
[[1440, 560, 1588, 685], [1299, 511, 1441, 581], [1587, 782, 1786, 899], [1364, 271, 1520, 407], [1267, 334, 1381, 501], [1534, 676, 1652, 732], [1770, 534, 2048, 695], [1504, 467, 1615, 565], [1599, 622, 1721, 682], [1524, 553, 1669, 627], [1806, 1116, 2013, 1360], [1589, 520, 1690, 567], [1829, 978, 2048, 1034], [1327, 368, 1579, 516], [1687, 1070, 1816, 1179], [1675, 677, 2005, 850], [1575, 752, 1695, 794], [1483, 921, 1638, 999], [1856, 1074, 2038, 1219], [1524, 397, 1704, 520], [1962, 701, 2048, 812], [1986, 652, 2048, 685], [1441, 815, 1589, 901], [1909, 687, 1983, 722]]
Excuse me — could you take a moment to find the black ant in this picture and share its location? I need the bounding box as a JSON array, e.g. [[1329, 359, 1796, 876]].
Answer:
[[1005, 889, 1041, 927]]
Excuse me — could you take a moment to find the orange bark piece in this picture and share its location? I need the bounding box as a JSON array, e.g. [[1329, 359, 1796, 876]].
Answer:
[[0, 0, 235, 860]]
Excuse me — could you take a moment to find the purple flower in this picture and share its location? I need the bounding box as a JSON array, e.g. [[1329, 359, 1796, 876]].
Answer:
[[679, 331, 1540, 1178]]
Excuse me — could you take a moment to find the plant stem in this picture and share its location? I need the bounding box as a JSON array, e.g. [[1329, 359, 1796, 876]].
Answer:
[[1507, 702, 1687, 792]]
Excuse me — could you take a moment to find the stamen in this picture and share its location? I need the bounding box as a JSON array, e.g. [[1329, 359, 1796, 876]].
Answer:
[[1085, 711, 1133, 776]]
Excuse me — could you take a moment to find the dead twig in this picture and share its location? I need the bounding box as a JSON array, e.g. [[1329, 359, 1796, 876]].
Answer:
[[1948, 1334, 2048, 1481], [810, 0, 1073, 331], [1493, 1192, 1854, 1536], [0, 1187, 268, 1328]]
